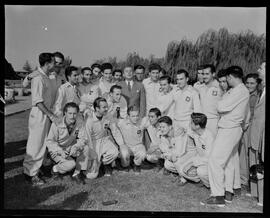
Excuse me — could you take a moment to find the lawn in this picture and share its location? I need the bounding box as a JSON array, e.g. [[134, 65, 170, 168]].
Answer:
[[4, 110, 263, 213]]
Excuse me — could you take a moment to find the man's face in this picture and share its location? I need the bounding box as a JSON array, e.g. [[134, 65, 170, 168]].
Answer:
[[65, 107, 78, 125], [159, 79, 170, 93], [150, 70, 160, 82], [82, 70, 92, 83], [129, 110, 140, 124], [176, 73, 188, 89], [158, 122, 172, 136], [203, 67, 214, 84], [111, 88, 121, 103], [92, 67, 101, 77], [114, 72, 122, 81], [135, 69, 144, 81], [96, 101, 108, 116], [245, 77, 258, 94], [123, 67, 133, 80], [148, 112, 159, 126], [257, 62, 265, 87], [218, 77, 229, 92], [226, 75, 234, 87], [46, 58, 55, 72], [102, 69, 112, 81], [54, 56, 64, 74], [197, 69, 204, 83], [68, 71, 79, 85]]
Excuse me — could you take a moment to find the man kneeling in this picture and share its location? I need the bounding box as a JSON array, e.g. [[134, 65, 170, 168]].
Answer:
[[46, 102, 89, 183]]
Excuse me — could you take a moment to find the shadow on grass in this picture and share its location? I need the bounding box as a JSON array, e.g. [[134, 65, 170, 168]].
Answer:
[[38, 191, 89, 210], [4, 140, 27, 159], [4, 174, 66, 209]]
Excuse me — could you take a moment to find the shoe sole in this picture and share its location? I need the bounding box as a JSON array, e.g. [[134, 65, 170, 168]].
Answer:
[[225, 199, 232, 203], [200, 201, 225, 207]]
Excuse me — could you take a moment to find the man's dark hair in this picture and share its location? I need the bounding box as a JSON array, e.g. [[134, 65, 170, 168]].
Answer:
[[110, 84, 122, 93], [81, 67, 92, 74], [91, 63, 101, 70], [149, 108, 161, 117], [226, 66, 244, 79], [148, 63, 161, 72], [160, 68, 167, 76], [53, 51, 64, 60], [197, 65, 205, 71], [65, 66, 78, 81], [127, 105, 140, 115], [159, 75, 171, 84], [39, 53, 54, 67], [191, 113, 207, 129], [134, 64, 145, 71], [101, 63, 113, 72], [245, 73, 262, 85], [157, 116, 172, 126], [63, 102, 79, 114], [93, 97, 107, 110], [112, 69, 122, 76], [176, 69, 189, 78], [217, 69, 227, 79], [202, 64, 216, 73]]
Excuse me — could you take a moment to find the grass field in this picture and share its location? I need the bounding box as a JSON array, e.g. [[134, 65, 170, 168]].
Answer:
[[4, 110, 263, 213]]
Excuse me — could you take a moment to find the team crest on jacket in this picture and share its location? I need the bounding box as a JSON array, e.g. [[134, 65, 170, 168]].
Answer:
[[212, 90, 218, 96], [137, 130, 142, 135], [185, 96, 190, 102]]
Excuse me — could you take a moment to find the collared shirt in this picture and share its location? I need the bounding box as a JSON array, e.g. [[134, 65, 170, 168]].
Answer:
[[78, 82, 101, 112], [118, 118, 144, 147], [53, 81, 81, 117], [81, 112, 124, 150], [156, 85, 175, 117], [98, 77, 115, 97], [142, 77, 160, 113], [193, 81, 204, 92], [197, 80, 223, 119], [125, 80, 134, 89], [217, 83, 249, 128], [46, 117, 84, 153], [171, 85, 202, 121], [31, 68, 55, 109], [106, 95, 128, 119]]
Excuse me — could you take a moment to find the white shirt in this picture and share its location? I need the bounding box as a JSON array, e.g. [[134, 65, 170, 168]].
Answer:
[[142, 78, 160, 113]]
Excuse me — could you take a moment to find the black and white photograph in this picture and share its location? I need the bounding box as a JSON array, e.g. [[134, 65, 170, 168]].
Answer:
[[3, 5, 266, 214]]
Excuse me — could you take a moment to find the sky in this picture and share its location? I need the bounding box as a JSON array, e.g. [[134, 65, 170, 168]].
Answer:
[[5, 6, 266, 71]]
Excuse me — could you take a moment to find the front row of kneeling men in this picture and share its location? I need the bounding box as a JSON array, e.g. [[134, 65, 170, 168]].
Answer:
[[45, 97, 213, 190]]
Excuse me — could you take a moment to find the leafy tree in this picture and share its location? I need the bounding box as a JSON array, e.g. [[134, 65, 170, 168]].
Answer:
[[23, 60, 33, 73]]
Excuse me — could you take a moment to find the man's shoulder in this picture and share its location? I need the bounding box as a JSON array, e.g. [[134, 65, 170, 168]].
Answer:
[[134, 81, 144, 89], [142, 78, 150, 85]]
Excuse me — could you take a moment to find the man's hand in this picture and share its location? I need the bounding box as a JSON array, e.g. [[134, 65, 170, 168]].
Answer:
[[49, 115, 61, 125], [70, 146, 81, 157], [57, 150, 68, 159]]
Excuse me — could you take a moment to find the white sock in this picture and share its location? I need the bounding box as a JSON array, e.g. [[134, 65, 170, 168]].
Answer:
[[53, 165, 58, 173]]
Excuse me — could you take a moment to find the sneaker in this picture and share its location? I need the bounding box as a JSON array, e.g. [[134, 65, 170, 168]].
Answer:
[[29, 175, 46, 186], [133, 165, 141, 174], [225, 191, 233, 203], [200, 196, 225, 207], [233, 188, 241, 198], [104, 164, 113, 177], [122, 166, 130, 172]]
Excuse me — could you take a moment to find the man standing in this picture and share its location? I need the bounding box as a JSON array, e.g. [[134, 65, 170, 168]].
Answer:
[[197, 64, 223, 137], [134, 65, 145, 83], [193, 65, 205, 91], [112, 69, 123, 83], [23, 53, 58, 186], [201, 66, 249, 206], [142, 63, 161, 114], [117, 65, 146, 118], [53, 66, 81, 118], [165, 69, 201, 132], [98, 63, 116, 97]]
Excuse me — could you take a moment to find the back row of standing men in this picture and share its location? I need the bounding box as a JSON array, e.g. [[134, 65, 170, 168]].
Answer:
[[22, 51, 265, 207]]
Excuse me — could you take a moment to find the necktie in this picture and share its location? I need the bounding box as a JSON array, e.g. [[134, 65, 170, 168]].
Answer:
[[128, 81, 131, 92]]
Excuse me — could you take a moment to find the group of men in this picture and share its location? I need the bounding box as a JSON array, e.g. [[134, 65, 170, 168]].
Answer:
[[22, 51, 265, 207]]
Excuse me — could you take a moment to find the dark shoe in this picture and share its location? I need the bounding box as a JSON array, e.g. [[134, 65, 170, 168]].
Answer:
[[225, 191, 233, 203], [200, 196, 225, 207], [163, 168, 170, 176], [104, 164, 113, 177], [71, 172, 86, 184], [50, 167, 61, 180], [133, 165, 141, 174], [39, 165, 53, 178], [233, 188, 241, 198], [29, 175, 46, 186], [122, 166, 130, 172], [154, 159, 164, 172]]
